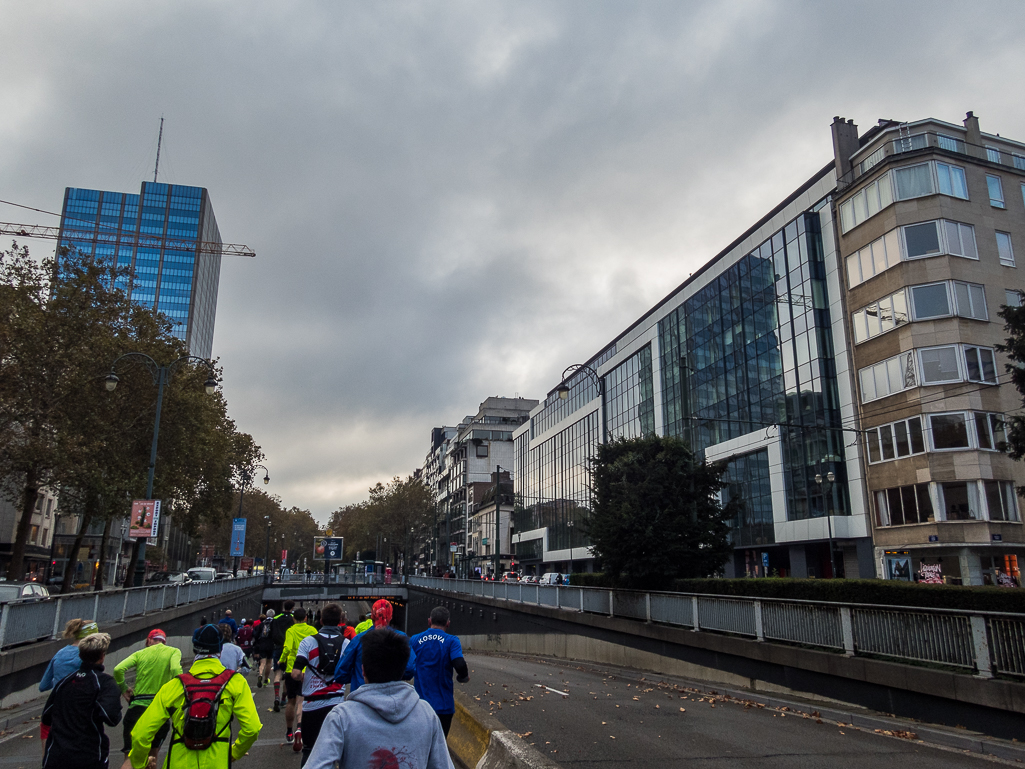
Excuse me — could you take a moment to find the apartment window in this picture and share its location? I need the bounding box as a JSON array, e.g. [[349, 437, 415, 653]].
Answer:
[[903, 221, 942, 258], [943, 220, 978, 258], [475, 443, 489, 457], [901, 219, 977, 260], [859, 146, 886, 175], [996, 231, 1016, 267], [860, 351, 916, 402], [1015, 155, 1025, 172], [919, 345, 961, 384], [893, 163, 933, 200], [986, 146, 1003, 163], [875, 483, 934, 526], [940, 481, 977, 521], [846, 229, 901, 287], [909, 283, 950, 319], [44, 499, 53, 518], [963, 345, 997, 383], [851, 289, 909, 343], [41, 528, 48, 546], [930, 412, 970, 450], [938, 134, 966, 153], [866, 416, 925, 463], [1005, 289, 1023, 307], [953, 282, 988, 320], [985, 481, 1020, 522], [894, 133, 928, 153], [936, 162, 969, 199], [839, 175, 893, 233], [30, 525, 39, 544], [974, 412, 1006, 450], [987, 174, 1006, 208]]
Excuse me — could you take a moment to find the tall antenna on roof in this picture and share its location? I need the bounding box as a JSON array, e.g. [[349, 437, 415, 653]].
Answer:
[[153, 116, 164, 183]]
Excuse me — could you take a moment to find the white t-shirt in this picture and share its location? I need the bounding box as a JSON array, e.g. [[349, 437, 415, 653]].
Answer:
[[220, 642, 245, 671], [295, 628, 349, 711]]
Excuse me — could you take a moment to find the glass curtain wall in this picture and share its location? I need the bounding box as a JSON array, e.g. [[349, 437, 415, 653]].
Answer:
[[602, 345, 655, 439]]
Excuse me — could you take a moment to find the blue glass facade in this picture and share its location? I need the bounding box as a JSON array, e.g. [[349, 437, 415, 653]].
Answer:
[[58, 181, 221, 359]]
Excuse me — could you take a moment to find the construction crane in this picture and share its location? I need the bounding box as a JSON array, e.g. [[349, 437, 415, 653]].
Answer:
[[0, 221, 256, 258]]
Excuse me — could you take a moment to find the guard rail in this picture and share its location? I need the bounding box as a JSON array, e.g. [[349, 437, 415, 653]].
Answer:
[[0, 575, 263, 649], [409, 576, 1025, 679]]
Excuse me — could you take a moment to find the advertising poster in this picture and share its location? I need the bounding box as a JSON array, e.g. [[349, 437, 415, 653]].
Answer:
[[281, 549, 288, 564], [129, 500, 161, 538], [313, 536, 344, 560], [886, 556, 912, 581], [230, 518, 247, 557], [240, 557, 254, 571]]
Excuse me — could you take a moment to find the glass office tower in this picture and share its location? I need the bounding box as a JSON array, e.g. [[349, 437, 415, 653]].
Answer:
[[57, 181, 222, 359]]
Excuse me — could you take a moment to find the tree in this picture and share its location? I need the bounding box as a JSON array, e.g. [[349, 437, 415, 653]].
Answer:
[[998, 300, 1025, 471], [587, 434, 733, 587]]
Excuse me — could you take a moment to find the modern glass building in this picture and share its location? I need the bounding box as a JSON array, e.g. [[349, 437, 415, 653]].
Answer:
[[514, 112, 1025, 583], [57, 181, 222, 359]]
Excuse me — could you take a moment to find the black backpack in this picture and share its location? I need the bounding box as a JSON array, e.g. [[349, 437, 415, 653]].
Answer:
[[313, 632, 346, 680], [175, 669, 235, 750]]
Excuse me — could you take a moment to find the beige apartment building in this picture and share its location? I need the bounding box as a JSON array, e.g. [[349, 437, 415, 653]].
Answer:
[[833, 112, 1025, 585]]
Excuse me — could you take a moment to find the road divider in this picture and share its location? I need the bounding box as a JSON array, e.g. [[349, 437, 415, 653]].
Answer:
[[449, 689, 561, 769]]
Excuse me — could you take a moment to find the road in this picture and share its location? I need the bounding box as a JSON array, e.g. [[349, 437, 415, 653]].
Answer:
[[458, 652, 1011, 768], [0, 645, 1012, 768]]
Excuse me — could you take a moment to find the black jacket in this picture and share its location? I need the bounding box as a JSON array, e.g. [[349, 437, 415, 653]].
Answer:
[[42, 661, 122, 769], [269, 612, 293, 648]]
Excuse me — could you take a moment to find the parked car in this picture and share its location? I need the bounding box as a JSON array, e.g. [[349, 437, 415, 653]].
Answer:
[[187, 567, 217, 582], [539, 572, 563, 585], [0, 582, 50, 602], [501, 572, 519, 582], [215, 572, 233, 581], [145, 571, 192, 585], [521, 574, 538, 584]]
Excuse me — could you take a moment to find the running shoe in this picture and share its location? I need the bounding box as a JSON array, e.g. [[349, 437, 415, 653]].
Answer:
[[286, 728, 293, 743], [256, 676, 263, 688], [273, 698, 280, 712], [292, 726, 303, 752]]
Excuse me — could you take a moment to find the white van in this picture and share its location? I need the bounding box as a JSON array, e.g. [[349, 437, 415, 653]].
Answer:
[[539, 572, 563, 585], [187, 567, 217, 582]]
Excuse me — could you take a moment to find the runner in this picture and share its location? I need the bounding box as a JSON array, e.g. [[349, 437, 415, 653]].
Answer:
[[125, 624, 263, 769], [40, 618, 98, 692], [280, 606, 317, 744], [333, 599, 415, 694], [112, 628, 182, 761], [352, 613, 372, 635], [291, 603, 349, 766], [270, 601, 296, 710], [236, 618, 254, 661], [410, 606, 470, 737], [41, 632, 122, 769], [254, 610, 274, 688], [220, 623, 246, 671]]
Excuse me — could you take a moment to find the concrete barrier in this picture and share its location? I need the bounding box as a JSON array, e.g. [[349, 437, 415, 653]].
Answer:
[[448, 690, 561, 769]]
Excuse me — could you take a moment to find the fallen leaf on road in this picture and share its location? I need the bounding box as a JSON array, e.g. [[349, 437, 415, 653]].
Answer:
[[610, 736, 616, 739], [875, 729, 918, 740], [517, 732, 532, 738], [679, 708, 686, 712]]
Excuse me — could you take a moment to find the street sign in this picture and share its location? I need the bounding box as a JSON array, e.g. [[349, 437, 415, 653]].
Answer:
[[129, 500, 161, 538], [314, 536, 343, 560], [230, 518, 247, 557], [240, 556, 254, 571]]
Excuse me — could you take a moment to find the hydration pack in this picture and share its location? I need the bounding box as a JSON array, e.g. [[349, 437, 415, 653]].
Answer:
[[314, 632, 346, 680], [176, 669, 235, 750]]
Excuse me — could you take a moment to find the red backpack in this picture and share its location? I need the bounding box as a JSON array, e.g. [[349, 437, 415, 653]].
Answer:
[[173, 669, 236, 750]]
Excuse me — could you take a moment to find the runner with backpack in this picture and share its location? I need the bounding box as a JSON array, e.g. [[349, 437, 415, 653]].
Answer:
[[269, 601, 296, 710], [290, 604, 349, 767], [280, 607, 317, 746], [254, 611, 274, 688], [124, 624, 262, 769]]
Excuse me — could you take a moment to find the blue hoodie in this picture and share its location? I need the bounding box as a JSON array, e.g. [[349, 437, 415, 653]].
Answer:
[[303, 681, 453, 769], [333, 629, 415, 693]]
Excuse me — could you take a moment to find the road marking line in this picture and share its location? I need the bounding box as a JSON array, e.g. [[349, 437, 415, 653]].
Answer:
[[534, 684, 569, 696]]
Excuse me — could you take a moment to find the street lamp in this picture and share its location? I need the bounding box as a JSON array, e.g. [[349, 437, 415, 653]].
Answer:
[[233, 463, 269, 576], [555, 362, 607, 442], [106, 352, 217, 587], [815, 467, 837, 578]]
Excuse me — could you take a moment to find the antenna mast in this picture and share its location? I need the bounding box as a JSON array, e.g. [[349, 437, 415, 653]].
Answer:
[[153, 116, 164, 183]]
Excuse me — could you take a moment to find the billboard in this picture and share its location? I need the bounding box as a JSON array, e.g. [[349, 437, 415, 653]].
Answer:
[[314, 536, 344, 560], [240, 556, 254, 571], [230, 518, 247, 557], [129, 500, 161, 538]]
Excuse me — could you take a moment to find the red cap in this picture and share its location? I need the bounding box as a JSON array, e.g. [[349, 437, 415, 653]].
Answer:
[[148, 629, 167, 642]]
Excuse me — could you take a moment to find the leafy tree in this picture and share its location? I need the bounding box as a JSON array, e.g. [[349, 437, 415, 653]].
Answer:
[[587, 434, 733, 587], [998, 300, 1025, 473]]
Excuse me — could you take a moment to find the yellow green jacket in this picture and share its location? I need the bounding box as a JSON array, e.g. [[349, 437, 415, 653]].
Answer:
[[113, 643, 183, 704], [354, 618, 373, 634], [128, 656, 262, 769], [279, 622, 317, 673]]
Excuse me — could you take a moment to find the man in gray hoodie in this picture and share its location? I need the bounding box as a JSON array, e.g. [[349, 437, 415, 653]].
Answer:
[[304, 627, 453, 769]]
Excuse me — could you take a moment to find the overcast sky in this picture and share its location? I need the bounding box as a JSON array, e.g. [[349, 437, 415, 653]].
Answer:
[[3, 1, 1024, 523]]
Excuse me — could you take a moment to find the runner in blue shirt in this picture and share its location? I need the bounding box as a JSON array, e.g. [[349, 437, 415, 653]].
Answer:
[[410, 606, 469, 736], [334, 599, 415, 693]]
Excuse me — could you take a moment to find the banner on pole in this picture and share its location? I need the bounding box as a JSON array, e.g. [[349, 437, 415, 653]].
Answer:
[[230, 518, 247, 557], [129, 500, 161, 538], [314, 536, 343, 560]]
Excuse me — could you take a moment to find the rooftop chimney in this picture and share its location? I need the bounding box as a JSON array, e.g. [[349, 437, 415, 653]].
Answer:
[[963, 110, 982, 148], [831, 116, 860, 181]]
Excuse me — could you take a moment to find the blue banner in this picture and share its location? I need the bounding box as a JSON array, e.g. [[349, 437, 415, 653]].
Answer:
[[230, 518, 247, 557]]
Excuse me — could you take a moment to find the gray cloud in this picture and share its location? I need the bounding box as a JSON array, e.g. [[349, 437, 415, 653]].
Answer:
[[3, 1, 1025, 520]]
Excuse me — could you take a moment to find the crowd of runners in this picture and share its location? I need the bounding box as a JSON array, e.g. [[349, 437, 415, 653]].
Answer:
[[36, 598, 467, 769]]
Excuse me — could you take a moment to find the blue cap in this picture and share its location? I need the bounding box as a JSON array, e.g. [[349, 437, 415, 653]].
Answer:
[[193, 624, 223, 654]]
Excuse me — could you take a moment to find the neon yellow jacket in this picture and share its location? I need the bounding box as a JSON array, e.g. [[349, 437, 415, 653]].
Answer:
[[354, 618, 373, 635], [279, 622, 317, 673], [128, 656, 262, 769], [113, 643, 183, 705]]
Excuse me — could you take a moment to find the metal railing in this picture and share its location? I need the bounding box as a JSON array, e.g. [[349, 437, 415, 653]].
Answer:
[[0, 576, 263, 649], [271, 574, 408, 585], [409, 576, 1025, 679]]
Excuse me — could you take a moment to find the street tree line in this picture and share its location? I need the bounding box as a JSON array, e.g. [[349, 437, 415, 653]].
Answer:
[[0, 244, 261, 588], [328, 475, 435, 570]]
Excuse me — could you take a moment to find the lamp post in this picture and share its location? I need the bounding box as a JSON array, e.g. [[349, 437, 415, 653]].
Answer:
[[815, 465, 837, 578], [263, 516, 272, 584], [105, 352, 217, 587], [555, 363, 606, 440], [233, 464, 269, 576], [492, 466, 504, 579]]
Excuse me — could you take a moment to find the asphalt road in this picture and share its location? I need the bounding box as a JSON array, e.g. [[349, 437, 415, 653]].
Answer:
[[458, 652, 1011, 768]]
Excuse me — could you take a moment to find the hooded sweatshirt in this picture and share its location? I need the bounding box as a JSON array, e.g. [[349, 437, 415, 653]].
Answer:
[[303, 681, 453, 769]]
